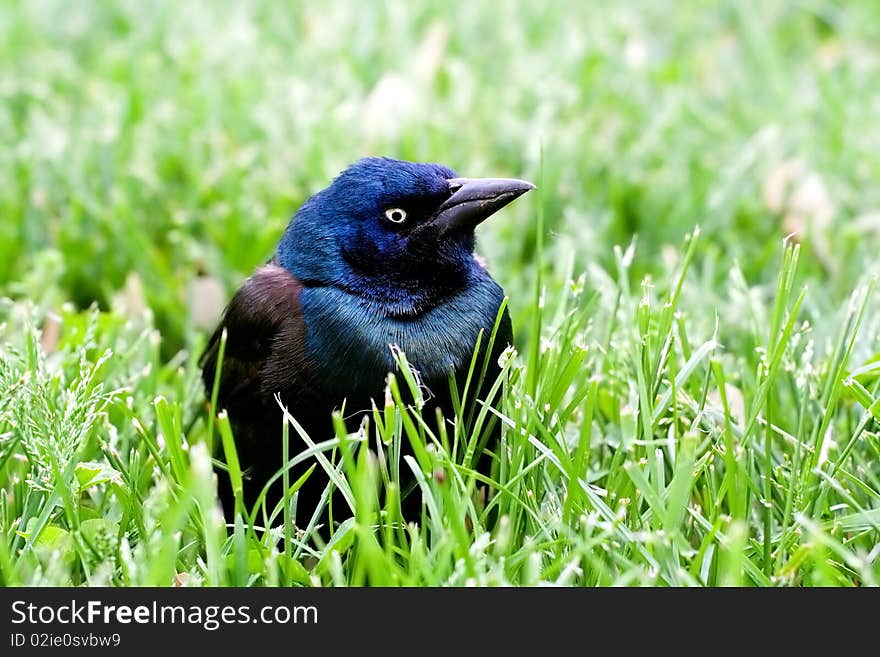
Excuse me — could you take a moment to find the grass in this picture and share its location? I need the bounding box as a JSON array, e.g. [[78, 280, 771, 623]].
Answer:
[[1, 0, 879, 586]]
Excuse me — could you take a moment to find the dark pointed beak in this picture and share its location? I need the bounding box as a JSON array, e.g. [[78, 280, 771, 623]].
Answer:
[[429, 177, 535, 235]]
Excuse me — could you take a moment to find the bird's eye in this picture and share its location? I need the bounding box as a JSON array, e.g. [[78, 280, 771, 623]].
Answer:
[[384, 208, 407, 224]]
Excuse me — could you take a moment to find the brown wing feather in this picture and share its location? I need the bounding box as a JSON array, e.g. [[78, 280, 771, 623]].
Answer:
[[200, 261, 308, 419]]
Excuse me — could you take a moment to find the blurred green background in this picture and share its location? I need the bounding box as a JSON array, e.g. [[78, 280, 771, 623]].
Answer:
[[2, 0, 878, 355], [3, 0, 880, 588]]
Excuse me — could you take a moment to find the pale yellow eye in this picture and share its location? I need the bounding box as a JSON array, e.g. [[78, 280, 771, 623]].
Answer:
[[384, 208, 407, 224]]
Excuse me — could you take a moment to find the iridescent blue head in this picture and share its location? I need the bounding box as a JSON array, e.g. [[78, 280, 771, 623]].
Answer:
[[277, 157, 534, 313]]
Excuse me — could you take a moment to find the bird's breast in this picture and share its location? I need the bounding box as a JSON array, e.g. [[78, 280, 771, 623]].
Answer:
[[300, 276, 505, 401]]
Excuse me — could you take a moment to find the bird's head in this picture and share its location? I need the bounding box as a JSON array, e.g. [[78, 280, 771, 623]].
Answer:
[[277, 157, 534, 314]]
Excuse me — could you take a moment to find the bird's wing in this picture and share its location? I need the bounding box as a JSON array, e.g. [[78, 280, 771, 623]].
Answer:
[[200, 261, 310, 418]]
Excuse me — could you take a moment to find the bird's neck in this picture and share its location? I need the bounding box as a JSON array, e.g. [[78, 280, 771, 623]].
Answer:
[[278, 231, 481, 317], [299, 272, 506, 399], [327, 251, 488, 317]]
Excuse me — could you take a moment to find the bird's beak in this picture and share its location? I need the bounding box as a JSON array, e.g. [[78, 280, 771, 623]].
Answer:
[[428, 177, 536, 236]]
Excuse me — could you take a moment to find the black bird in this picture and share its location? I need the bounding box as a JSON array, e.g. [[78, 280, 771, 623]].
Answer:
[[200, 157, 534, 528]]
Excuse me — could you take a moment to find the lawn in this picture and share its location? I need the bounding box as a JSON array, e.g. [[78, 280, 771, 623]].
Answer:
[[1, 0, 879, 586]]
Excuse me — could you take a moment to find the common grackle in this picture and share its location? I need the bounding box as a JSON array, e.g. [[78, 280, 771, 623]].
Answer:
[[200, 157, 534, 528]]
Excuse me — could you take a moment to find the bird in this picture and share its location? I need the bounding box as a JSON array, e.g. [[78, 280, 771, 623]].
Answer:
[[200, 156, 534, 530]]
